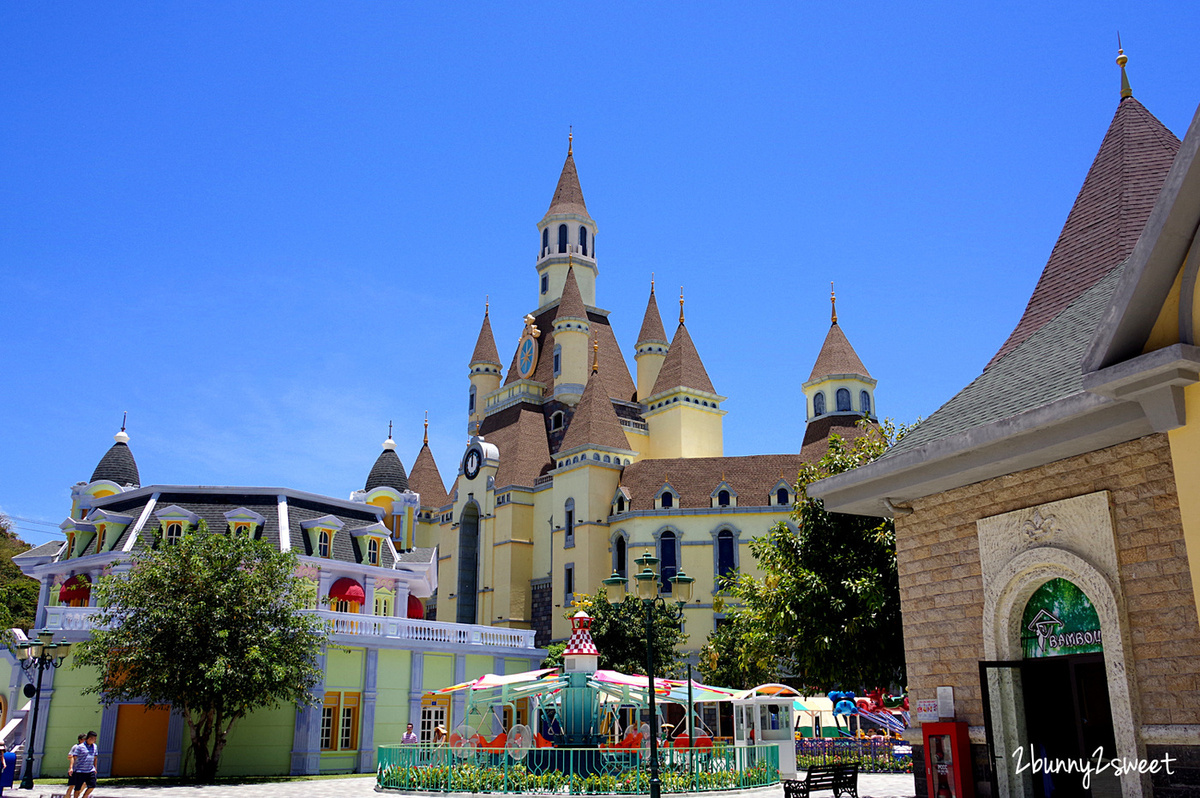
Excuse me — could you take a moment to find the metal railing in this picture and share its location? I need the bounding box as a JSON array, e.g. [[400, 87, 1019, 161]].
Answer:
[[795, 738, 913, 774], [378, 743, 780, 794]]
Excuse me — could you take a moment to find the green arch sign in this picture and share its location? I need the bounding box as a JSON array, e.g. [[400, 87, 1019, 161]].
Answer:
[[1021, 578, 1103, 658]]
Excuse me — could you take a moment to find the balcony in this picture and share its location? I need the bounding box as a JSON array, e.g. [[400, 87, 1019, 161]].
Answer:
[[41, 605, 537, 652]]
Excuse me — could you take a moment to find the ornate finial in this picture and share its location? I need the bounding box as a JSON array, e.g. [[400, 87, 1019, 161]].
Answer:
[[592, 338, 599, 373], [115, 411, 130, 444], [568, 126, 573, 156], [679, 286, 685, 324], [423, 412, 429, 445], [1117, 34, 1132, 99], [651, 272, 655, 293], [831, 281, 838, 324], [121, 411, 127, 432], [388, 420, 393, 438], [485, 295, 489, 316], [521, 313, 541, 340], [383, 421, 397, 451]]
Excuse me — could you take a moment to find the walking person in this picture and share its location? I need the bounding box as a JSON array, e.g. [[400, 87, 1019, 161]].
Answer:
[[67, 731, 99, 798], [402, 722, 419, 744]]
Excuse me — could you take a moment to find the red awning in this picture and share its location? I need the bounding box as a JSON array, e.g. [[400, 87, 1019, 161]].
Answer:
[[407, 594, 424, 620], [329, 577, 365, 604], [59, 574, 91, 603]]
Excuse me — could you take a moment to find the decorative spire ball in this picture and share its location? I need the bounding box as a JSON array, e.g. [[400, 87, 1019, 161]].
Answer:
[[423, 412, 429, 445], [651, 272, 655, 293], [1117, 35, 1132, 99], [592, 338, 599, 374], [679, 287, 685, 324], [568, 126, 573, 156], [115, 411, 130, 444], [831, 282, 838, 324], [383, 421, 396, 451], [485, 295, 489, 316]]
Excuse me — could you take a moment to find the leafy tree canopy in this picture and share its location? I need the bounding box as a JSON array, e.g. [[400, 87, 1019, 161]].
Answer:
[[0, 514, 39, 632], [699, 419, 909, 693], [542, 590, 689, 678], [74, 522, 327, 782]]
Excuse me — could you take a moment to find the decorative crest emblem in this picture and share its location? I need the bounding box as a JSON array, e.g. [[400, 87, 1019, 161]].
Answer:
[[1021, 509, 1057, 542], [521, 314, 541, 341]]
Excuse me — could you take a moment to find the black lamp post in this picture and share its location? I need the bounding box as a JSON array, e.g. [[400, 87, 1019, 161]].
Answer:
[[604, 552, 694, 798], [15, 630, 72, 790]]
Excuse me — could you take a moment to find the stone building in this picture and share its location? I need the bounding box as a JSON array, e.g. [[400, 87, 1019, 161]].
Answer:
[[811, 57, 1200, 797]]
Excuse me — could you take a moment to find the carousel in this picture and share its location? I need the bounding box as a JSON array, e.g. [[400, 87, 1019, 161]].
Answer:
[[376, 611, 792, 794]]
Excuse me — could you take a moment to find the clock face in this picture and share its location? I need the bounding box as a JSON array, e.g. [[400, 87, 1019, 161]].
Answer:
[[464, 448, 481, 479], [517, 335, 538, 379]]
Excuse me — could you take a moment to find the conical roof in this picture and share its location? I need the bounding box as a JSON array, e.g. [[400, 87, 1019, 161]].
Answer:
[[556, 266, 588, 321], [365, 448, 409, 492], [560, 366, 631, 453], [988, 96, 1180, 368], [90, 432, 140, 486], [807, 322, 871, 381], [636, 286, 668, 346], [471, 310, 502, 366], [546, 152, 589, 218], [408, 443, 450, 509], [650, 323, 716, 396]]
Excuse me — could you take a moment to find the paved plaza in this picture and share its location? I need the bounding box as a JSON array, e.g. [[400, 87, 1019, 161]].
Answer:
[[12, 771, 916, 798]]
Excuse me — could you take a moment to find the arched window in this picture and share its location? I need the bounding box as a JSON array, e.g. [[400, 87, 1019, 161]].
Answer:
[[614, 535, 627, 577], [553, 344, 562, 375], [541, 274, 549, 294], [542, 227, 549, 255], [468, 385, 477, 414], [166, 522, 183, 545], [318, 530, 331, 558], [616, 495, 625, 513], [717, 490, 730, 507], [836, 388, 851, 412], [860, 391, 871, 415], [550, 411, 564, 431], [813, 392, 826, 416], [777, 488, 789, 506], [661, 491, 674, 509], [565, 498, 575, 545], [717, 530, 735, 579], [558, 224, 568, 253], [367, 538, 380, 566], [659, 531, 677, 593], [579, 226, 588, 257], [457, 503, 481, 624]]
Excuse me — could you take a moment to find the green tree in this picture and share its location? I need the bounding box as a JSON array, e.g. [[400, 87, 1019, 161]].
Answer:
[[0, 514, 39, 632], [699, 419, 909, 692], [542, 590, 689, 677], [74, 522, 327, 782]]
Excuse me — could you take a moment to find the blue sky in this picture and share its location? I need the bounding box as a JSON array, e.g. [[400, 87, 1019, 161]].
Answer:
[[3, 3, 1199, 545]]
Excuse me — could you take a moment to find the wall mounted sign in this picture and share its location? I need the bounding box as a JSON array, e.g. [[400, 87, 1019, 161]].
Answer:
[[1021, 577, 1103, 658]]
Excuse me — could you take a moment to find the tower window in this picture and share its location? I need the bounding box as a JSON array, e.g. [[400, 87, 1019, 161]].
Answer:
[[813, 392, 826, 416], [614, 535, 627, 577], [542, 227, 549, 255], [616, 496, 625, 513], [717, 530, 735, 579], [550, 411, 564, 431], [836, 388, 851, 412], [565, 498, 575, 546], [659, 531, 677, 593], [579, 226, 588, 257], [541, 273, 549, 294], [777, 488, 789, 506], [661, 491, 674, 509], [861, 391, 871, 415], [469, 385, 477, 414], [717, 490, 730, 507], [553, 344, 562, 376], [564, 563, 575, 603], [558, 224, 568, 254]]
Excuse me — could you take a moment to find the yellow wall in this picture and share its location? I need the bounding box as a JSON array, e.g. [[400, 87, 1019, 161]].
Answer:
[[1167, 381, 1200, 625], [1143, 260, 1186, 353], [644, 403, 724, 459], [423, 654, 455, 691], [326, 647, 365, 691]]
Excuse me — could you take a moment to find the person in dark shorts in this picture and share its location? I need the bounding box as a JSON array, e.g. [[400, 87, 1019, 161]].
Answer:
[[67, 731, 98, 798]]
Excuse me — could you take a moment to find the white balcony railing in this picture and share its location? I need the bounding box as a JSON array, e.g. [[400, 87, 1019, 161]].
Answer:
[[41, 605, 536, 650]]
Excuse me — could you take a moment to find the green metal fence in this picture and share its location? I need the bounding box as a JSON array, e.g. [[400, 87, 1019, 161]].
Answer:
[[377, 742, 780, 794]]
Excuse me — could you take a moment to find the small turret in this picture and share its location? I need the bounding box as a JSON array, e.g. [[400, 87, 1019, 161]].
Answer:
[[563, 610, 599, 673], [90, 416, 140, 488], [468, 301, 503, 434], [635, 278, 669, 402], [802, 286, 876, 424], [552, 265, 591, 406], [536, 132, 598, 310], [365, 423, 410, 492]]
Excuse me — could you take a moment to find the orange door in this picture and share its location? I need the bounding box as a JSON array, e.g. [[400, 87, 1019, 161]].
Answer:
[[111, 704, 170, 776]]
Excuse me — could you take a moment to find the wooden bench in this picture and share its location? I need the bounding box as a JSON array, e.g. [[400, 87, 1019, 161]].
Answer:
[[783, 763, 859, 798]]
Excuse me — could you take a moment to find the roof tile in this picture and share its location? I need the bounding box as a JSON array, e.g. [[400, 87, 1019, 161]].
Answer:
[[807, 323, 871, 381], [650, 323, 716, 396]]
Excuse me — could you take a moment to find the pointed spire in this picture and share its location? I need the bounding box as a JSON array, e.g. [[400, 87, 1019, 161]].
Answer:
[[679, 287, 685, 324], [1117, 35, 1132, 99], [92, 419, 140, 486], [650, 322, 717, 396], [423, 411, 429, 445], [470, 303, 502, 366], [409, 419, 450, 509], [830, 282, 838, 324], [115, 411, 130, 444], [546, 138, 589, 218], [559, 360, 631, 454], [366, 435, 408, 491], [568, 126, 573, 156], [808, 318, 872, 382], [556, 265, 588, 321], [636, 279, 668, 346]]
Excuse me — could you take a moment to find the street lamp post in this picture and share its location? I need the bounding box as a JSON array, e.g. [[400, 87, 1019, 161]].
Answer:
[[604, 552, 694, 798], [14, 630, 72, 790]]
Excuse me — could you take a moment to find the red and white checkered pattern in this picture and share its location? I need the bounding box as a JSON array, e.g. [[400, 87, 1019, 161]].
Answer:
[[564, 611, 599, 656]]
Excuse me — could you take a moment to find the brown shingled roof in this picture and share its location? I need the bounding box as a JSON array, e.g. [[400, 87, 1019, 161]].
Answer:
[[556, 266, 587, 321], [546, 152, 589, 218], [650, 323, 716, 396], [620, 455, 803, 511], [504, 307, 636, 402], [559, 368, 632, 453], [988, 97, 1180, 368], [471, 311, 502, 366], [807, 322, 871, 382], [636, 287, 668, 345], [800, 415, 875, 462], [408, 443, 450, 509], [482, 405, 554, 489]]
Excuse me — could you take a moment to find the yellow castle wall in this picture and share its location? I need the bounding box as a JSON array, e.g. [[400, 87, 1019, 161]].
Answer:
[[644, 404, 723, 459]]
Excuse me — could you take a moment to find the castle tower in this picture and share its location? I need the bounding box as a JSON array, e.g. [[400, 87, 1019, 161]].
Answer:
[[551, 266, 591, 406], [468, 304, 503, 434], [71, 420, 141, 520], [642, 292, 726, 458], [536, 133, 598, 310], [634, 281, 668, 402]]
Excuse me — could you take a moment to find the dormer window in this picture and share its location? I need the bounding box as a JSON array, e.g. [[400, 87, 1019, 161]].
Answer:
[[165, 522, 184, 545], [661, 492, 674, 509], [617, 496, 625, 513], [717, 490, 730, 507], [813, 392, 826, 416], [777, 488, 789, 506], [367, 538, 380, 566]]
